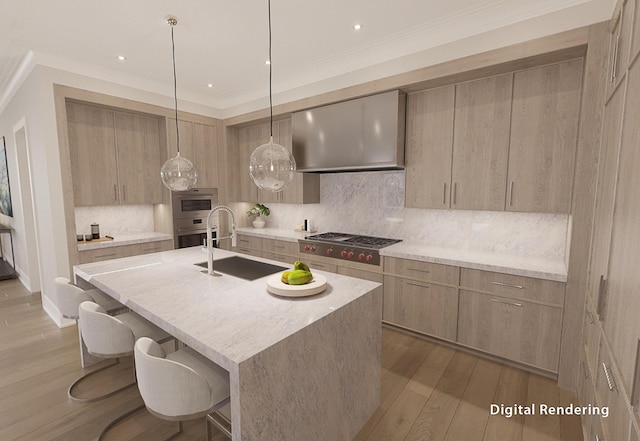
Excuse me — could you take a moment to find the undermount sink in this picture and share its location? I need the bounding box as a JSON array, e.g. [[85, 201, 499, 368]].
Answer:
[[195, 256, 287, 281]]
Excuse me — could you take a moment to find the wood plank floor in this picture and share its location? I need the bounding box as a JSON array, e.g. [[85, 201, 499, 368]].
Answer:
[[0, 279, 583, 441]]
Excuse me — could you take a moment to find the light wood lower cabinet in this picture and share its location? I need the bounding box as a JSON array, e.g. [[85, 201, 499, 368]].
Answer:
[[383, 275, 458, 341], [594, 336, 633, 441], [457, 289, 563, 372], [78, 240, 173, 264]]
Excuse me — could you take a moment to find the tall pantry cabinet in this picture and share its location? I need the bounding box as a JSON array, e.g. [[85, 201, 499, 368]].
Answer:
[[580, 0, 640, 440]]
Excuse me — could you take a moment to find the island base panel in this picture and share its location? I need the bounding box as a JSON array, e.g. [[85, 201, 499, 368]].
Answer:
[[233, 287, 382, 440]]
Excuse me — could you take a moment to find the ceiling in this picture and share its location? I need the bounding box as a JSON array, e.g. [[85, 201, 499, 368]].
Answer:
[[2, 0, 613, 117]]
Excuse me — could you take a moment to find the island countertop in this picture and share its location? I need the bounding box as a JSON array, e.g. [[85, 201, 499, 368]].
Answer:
[[74, 246, 382, 440], [73, 246, 380, 370]]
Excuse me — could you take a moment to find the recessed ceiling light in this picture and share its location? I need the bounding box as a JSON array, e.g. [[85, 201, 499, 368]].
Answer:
[[117, 55, 126, 61], [207, 83, 214, 88], [353, 24, 362, 31], [265, 60, 271, 65]]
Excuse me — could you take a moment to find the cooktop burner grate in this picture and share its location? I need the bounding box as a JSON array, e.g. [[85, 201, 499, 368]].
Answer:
[[305, 232, 401, 249]]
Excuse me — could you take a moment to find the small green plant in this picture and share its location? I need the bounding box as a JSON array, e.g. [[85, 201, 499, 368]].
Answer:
[[247, 203, 270, 217]]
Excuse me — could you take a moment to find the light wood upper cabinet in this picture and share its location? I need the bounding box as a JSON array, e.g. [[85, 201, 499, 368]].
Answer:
[[67, 101, 166, 206], [233, 119, 319, 204], [606, 0, 635, 98], [451, 74, 512, 211], [167, 119, 219, 188], [67, 102, 119, 206], [405, 86, 455, 209], [600, 57, 640, 393], [115, 112, 165, 205], [587, 78, 625, 307], [506, 59, 583, 213], [632, 0, 640, 63]]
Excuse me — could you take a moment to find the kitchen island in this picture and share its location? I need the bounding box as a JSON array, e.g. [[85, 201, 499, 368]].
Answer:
[[74, 247, 382, 441]]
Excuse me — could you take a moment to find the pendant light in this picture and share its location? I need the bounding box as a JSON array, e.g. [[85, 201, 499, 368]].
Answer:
[[160, 16, 198, 192], [248, 0, 296, 192]]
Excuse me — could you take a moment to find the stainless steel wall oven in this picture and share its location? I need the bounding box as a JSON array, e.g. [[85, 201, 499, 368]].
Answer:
[[172, 188, 219, 249]]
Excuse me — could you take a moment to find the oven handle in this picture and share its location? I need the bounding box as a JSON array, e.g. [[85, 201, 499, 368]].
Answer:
[[176, 227, 218, 234]]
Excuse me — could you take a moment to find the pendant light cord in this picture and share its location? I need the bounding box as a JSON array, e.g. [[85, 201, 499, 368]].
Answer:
[[268, 0, 273, 138], [171, 24, 180, 154]]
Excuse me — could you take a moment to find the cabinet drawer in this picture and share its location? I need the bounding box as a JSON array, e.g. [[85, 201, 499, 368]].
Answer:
[[262, 251, 293, 264], [235, 234, 261, 250], [303, 258, 337, 274], [139, 240, 173, 254], [234, 247, 262, 258], [338, 266, 384, 283], [262, 238, 298, 256], [384, 257, 459, 285], [595, 337, 632, 441], [460, 268, 565, 306], [78, 247, 124, 264], [457, 289, 562, 372], [383, 275, 458, 341]]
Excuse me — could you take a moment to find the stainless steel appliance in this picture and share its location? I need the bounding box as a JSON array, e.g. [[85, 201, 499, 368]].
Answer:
[[292, 90, 406, 172], [172, 188, 219, 249], [299, 232, 401, 266]]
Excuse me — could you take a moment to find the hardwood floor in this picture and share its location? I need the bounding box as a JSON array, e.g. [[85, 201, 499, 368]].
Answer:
[[0, 279, 583, 441]]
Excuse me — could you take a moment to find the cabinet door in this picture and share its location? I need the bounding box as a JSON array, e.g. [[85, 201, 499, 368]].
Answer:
[[67, 102, 119, 206], [193, 123, 219, 188], [632, 0, 640, 63], [167, 118, 194, 161], [115, 112, 165, 204], [506, 60, 583, 213], [383, 275, 458, 341], [452, 74, 512, 211], [405, 86, 455, 209], [587, 79, 625, 307], [602, 58, 640, 393], [457, 290, 562, 372], [607, 0, 634, 98], [237, 125, 260, 202]]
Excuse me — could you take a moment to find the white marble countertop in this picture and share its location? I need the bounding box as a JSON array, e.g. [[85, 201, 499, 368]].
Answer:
[[236, 226, 311, 242], [233, 227, 567, 282], [77, 232, 173, 251], [381, 242, 567, 282], [74, 246, 381, 370]]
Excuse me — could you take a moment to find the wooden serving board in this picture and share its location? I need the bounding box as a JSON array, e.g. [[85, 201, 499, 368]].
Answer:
[[266, 273, 327, 297]]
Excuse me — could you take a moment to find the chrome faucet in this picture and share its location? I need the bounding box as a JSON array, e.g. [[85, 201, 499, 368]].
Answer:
[[206, 206, 237, 276]]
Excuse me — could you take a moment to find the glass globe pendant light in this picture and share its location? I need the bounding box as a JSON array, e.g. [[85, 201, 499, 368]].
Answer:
[[161, 16, 198, 192], [249, 0, 296, 192]]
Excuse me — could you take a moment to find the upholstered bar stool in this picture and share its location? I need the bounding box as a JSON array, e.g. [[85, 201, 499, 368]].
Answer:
[[53, 277, 127, 401], [53, 276, 124, 318], [134, 337, 232, 440], [73, 301, 171, 402]]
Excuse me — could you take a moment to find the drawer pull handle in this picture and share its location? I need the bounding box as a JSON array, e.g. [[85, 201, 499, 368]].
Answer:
[[602, 362, 617, 391], [490, 281, 524, 289], [407, 268, 430, 274], [406, 282, 430, 289], [443, 182, 447, 205], [490, 298, 523, 307]]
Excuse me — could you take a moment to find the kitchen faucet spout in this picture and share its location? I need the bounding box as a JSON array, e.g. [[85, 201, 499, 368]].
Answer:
[[207, 206, 236, 276]]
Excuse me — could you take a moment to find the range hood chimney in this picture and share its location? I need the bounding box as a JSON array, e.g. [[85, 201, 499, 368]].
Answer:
[[292, 90, 406, 172]]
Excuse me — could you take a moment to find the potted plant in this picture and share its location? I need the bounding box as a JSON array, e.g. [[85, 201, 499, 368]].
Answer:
[[247, 203, 270, 228]]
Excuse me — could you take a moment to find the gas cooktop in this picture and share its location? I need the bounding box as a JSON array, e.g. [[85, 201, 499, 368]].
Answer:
[[299, 232, 401, 266], [305, 232, 401, 249]]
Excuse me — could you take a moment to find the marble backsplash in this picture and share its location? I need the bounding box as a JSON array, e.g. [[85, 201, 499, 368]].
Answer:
[[75, 205, 155, 237], [233, 170, 570, 261]]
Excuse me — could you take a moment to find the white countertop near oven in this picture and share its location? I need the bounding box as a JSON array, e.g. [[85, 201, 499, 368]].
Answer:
[[77, 232, 173, 251], [235, 227, 568, 282]]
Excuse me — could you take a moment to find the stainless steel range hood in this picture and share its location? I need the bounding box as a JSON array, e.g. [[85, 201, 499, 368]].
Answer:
[[292, 90, 406, 172]]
